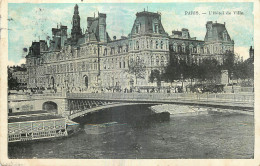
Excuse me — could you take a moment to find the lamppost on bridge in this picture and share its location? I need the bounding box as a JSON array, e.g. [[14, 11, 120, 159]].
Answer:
[[181, 73, 184, 93]]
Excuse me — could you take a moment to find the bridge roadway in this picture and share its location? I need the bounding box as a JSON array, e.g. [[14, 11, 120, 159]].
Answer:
[[67, 92, 254, 119]]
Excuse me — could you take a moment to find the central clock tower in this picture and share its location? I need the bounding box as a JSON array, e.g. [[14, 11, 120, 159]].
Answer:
[[71, 4, 82, 44]]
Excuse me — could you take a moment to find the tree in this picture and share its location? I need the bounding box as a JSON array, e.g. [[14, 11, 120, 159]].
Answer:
[[222, 50, 235, 78], [198, 59, 221, 83], [8, 67, 19, 90], [233, 58, 254, 81], [127, 59, 146, 85], [162, 56, 181, 82], [149, 69, 162, 87]]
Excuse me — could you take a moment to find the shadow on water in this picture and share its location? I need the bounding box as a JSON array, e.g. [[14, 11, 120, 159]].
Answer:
[[73, 104, 170, 129]]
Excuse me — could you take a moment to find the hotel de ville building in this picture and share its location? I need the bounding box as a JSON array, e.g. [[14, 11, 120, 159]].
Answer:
[[25, 4, 234, 92]]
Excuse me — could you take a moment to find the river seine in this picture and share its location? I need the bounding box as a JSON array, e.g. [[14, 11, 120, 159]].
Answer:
[[9, 106, 254, 159]]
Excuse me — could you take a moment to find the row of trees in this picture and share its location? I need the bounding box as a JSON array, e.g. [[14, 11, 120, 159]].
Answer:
[[8, 67, 19, 90], [148, 51, 254, 86]]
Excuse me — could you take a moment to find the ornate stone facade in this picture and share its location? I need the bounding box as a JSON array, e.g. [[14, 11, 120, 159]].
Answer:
[[25, 5, 234, 92]]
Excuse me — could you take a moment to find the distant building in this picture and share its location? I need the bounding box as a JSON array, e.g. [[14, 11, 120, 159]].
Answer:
[[8, 64, 28, 89], [25, 4, 235, 91], [249, 46, 254, 59]]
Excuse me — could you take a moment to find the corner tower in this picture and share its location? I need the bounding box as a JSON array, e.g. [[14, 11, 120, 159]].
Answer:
[[204, 21, 234, 55], [130, 11, 168, 37], [71, 4, 82, 44]]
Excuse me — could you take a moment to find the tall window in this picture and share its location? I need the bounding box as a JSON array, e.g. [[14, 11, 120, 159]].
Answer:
[[154, 24, 159, 33], [135, 23, 141, 34], [156, 56, 159, 66], [223, 31, 228, 41], [156, 41, 158, 49], [161, 56, 165, 66], [161, 41, 163, 49], [136, 41, 139, 50], [104, 48, 107, 55]]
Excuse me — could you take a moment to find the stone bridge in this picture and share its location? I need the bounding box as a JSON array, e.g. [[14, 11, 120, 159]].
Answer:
[[9, 92, 254, 120]]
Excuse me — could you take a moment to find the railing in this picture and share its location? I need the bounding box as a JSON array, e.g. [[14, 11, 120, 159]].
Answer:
[[67, 92, 254, 119], [8, 118, 67, 142], [8, 92, 64, 101], [67, 92, 254, 103]]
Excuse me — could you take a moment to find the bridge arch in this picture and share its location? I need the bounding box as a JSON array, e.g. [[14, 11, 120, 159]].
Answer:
[[69, 102, 159, 120], [42, 101, 58, 114]]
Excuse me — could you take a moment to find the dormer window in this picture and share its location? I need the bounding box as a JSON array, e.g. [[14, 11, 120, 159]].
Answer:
[[154, 24, 159, 33], [136, 22, 141, 34], [223, 31, 228, 41], [153, 19, 159, 33]]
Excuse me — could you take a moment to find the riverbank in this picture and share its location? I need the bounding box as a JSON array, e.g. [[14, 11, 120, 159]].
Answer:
[[150, 104, 253, 116]]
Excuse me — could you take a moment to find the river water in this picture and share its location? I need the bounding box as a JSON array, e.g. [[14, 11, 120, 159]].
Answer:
[[9, 105, 254, 159]]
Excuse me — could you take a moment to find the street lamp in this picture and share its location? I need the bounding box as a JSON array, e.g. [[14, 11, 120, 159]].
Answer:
[[181, 73, 184, 92]]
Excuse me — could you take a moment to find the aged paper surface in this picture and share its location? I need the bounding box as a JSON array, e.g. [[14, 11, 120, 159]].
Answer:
[[0, 0, 260, 165]]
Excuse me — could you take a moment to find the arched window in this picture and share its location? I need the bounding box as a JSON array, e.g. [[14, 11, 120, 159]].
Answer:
[[178, 45, 181, 52], [223, 31, 228, 41], [182, 44, 185, 52], [161, 56, 165, 66], [136, 41, 139, 50], [156, 56, 159, 66], [135, 23, 141, 34], [156, 41, 159, 49], [84, 75, 88, 88], [104, 48, 107, 55], [151, 56, 154, 66], [161, 41, 163, 49], [169, 44, 173, 51], [136, 56, 140, 61]]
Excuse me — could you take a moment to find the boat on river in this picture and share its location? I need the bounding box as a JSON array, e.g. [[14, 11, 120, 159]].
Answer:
[[84, 122, 128, 135]]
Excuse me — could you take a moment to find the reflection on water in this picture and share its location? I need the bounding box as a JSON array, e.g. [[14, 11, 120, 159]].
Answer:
[[9, 106, 254, 159]]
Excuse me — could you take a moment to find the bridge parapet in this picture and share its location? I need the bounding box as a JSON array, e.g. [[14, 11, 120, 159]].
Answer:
[[67, 92, 254, 103], [8, 93, 65, 101], [67, 92, 254, 120]]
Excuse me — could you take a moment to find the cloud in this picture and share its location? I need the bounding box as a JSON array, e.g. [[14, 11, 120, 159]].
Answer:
[[8, 58, 26, 67], [234, 46, 250, 60], [8, 3, 253, 64]]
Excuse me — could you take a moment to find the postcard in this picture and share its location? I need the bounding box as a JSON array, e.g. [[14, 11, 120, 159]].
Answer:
[[0, 0, 259, 165]]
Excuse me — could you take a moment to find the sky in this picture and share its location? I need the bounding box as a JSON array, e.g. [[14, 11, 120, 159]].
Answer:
[[8, 2, 254, 66]]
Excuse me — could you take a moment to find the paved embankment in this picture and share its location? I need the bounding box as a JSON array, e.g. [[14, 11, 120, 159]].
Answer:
[[150, 104, 253, 116]]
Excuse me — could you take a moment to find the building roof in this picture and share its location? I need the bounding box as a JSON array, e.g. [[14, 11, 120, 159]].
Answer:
[[204, 22, 232, 42], [130, 11, 167, 36]]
